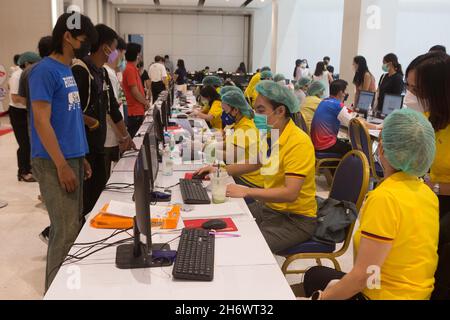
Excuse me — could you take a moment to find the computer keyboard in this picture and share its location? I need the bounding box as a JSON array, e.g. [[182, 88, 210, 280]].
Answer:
[[173, 228, 215, 281], [179, 179, 211, 204]]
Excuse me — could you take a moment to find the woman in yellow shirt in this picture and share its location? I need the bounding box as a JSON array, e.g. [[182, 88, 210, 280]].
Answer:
[[196, 81, 317, 254], [220, 89, 264, 191], [300, 81, 326, 133], [244, 66, 271, 107], [405, 52, 450, 219], [303, 109, 439, 300], [192, 86, 222, 130]]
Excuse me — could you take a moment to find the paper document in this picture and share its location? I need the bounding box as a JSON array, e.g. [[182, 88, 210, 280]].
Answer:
[[107, 200, 171, 219]]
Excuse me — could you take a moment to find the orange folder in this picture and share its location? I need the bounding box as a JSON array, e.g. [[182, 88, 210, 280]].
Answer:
[[90, 204, 181, 230]]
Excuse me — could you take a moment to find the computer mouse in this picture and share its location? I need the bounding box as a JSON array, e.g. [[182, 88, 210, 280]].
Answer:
[[202, 219, 227, 231], [177, 114, 188, 119], [151, 191, 172, 200]]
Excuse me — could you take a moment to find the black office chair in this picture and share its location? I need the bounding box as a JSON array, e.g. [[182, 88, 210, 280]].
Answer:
[[280, 150, 370, 275], [293, 112, 309, 136], [348, 118, 384, 183]]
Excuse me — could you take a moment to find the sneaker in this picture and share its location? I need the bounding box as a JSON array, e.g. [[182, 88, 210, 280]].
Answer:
[[39, 226, 50, 245]]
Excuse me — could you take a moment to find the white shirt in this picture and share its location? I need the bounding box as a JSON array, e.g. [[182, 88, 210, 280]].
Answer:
[[8, 69, 26, 109], [104, 65, 124, 148], [149, 62, 167, 83], [313, 71, 331, 98]]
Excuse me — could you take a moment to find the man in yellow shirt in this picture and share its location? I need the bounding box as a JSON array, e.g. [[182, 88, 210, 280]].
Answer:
[[303, 109, 439, 300], [197, 81, 317, 253]]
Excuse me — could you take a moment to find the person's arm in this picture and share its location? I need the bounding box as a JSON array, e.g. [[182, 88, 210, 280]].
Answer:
[[362, 73, 372, 91], [328, 72, 334, 84], [32, 101, 78, 192], [320, 237, 392, 300], [11, 94, 26, 106], [195, 163, 261, 178], [130, 85, 150, 110], [227, 176, 304, 203], [426, 181, 450, 196]]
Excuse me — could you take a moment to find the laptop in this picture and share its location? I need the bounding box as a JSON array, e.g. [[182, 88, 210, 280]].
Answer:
[[381, 94, 404, 118], [356, 91, 375, 115]]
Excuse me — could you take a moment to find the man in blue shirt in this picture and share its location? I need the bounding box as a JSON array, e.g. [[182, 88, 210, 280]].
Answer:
[[29, 12, 97, 292]]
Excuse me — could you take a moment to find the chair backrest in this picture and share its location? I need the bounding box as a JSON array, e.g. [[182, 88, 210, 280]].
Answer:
[[293, 112, 309, 136], [329, 150, 370, 255], [330, 150, 370, 211], [348, 118, 381, 180]]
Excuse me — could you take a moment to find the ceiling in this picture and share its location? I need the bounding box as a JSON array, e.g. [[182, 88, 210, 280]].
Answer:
[[111, 0, 272, 9]]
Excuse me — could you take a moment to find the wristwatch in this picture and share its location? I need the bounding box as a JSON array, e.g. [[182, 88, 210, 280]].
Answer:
[[433, 183, 441, 195]]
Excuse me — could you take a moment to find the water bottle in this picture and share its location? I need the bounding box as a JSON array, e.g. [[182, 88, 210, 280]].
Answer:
[[169, 133, 176, 151], [367, 106, 374, 122], [162, 145, 174, 176]]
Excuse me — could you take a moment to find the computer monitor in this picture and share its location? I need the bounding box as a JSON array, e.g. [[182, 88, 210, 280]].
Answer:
[[115, 148, 172, 269], [153, 106, 164, 143], [356, 91, 375, 114], [382, 94, 404, 117], [161, 100, 172, 129], [143, 124, 159, 189]]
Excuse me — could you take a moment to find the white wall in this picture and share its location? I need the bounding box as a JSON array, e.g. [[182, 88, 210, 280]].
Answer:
[[252, 0, 344, 78], [358, 0, 450, 84], [119, 13, 248, 73], [251, 3, 272, 72]]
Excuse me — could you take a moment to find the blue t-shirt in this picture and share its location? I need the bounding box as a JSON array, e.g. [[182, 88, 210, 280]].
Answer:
[[29, 57, 89, 160], [310, 97, 343, 150]]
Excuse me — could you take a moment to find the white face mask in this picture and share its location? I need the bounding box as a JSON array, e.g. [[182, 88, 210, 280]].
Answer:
[[404, 90, 427, 113]]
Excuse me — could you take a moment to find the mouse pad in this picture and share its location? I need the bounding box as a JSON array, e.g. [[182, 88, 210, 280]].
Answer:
[[183, 218, 238, 232]]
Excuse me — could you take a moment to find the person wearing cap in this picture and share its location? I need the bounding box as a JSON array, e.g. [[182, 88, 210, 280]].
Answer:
[[301, 80, 326, 132], [244, 66, 271, 107], [220, 85, 243, 128], [303, 109, 439, 300], [8, 51, 41, 182], [192, 85, 223, 130], [260, 70, 273, 81], [273, 73, 286, 86], [202, 75, 223, 94], [196, 89, 264, 198], [199, 81, 318, 253], [294, 76, 312, 106]]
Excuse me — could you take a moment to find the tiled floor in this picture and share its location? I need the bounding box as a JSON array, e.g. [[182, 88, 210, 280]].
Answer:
[[0, 115, 355, 300]]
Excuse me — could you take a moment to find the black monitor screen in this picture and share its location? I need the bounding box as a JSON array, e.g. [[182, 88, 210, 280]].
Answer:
[[134, 148, 152, 249], [153, 107, 164, 142], [143, 125, 159, 189], [382, 94, 404, 116], [357, 91, 375, 112]]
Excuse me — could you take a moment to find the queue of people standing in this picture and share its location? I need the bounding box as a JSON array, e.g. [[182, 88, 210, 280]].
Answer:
[[5, 9, 449, 299]]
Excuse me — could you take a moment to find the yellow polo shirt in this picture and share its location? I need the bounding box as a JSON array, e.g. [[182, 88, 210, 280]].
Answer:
[[208, 100, 223, 130], [261, 119, 317, 217], [430, 124, 450, 183], [244, 73, 261, 107], [354, 172, 439, 300], [301, 96, 322, 133], [228, 116, 264, 188]]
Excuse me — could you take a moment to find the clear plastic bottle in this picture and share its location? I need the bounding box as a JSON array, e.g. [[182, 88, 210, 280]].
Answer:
[[162, 145, 174, 176], [169, 133, 176, 151], [367, 106, 374, 122]]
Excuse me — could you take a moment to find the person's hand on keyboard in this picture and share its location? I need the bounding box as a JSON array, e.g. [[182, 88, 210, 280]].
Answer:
[[226, 184, 250, 198], [194, 165, 216, 177]]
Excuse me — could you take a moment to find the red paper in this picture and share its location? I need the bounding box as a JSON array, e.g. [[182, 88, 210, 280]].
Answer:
[[167, 125, 181, 131], [183, 218, 238, 232]]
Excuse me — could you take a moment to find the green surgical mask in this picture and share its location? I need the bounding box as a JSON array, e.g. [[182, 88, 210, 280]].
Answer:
[[254, 113, 273, 132], [382, 63, 389, 73]]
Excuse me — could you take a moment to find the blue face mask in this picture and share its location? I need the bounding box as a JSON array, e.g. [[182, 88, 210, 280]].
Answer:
[[118, 59, 126, 72], [222, 112, 236, 126], [254, 113, 272, 131]]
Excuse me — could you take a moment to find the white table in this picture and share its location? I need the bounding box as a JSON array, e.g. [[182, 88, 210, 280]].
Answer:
[[44, 97, 295, 300]]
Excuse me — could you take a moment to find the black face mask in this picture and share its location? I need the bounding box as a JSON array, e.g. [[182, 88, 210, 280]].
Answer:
[[344, 94, 349, 102], [73, 41, 91, 60]]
